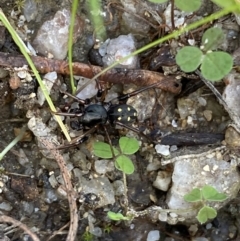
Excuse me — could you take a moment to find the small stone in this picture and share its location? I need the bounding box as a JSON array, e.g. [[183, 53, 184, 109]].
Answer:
[[90, 227, 102, 237], [32, 9, 84, 60], [153, 171, 171, 191], [212, 165, 218, 171], [23, 0, 38, 22], [171, 119, 178, 127], [17, 70, 27, 79], [187, 116, 193, 125], [49, 174, 58, 188], [100, 34, 138, 69], [21, 201, 34, 216], [79, 177, 115, 207], [170, 145, 178, 152], [203, 110, 213, 121], [112, 180, 124, 196], [188, 39, 195, 45], [76, 77, 98, 100], [155, 144, 170, 156], [146, 160, 161, 172], [158, 211, 167, 222], [203, 165, 210, 172], [225, 126, 240, 148], [0, 67, 9, 78], [95, 160, 110, 175], [206, 223, 212, 229], [0, 181, 4, 188], [188, 224, 198, 236], [0, 201, 13, 211], [56, 185, 68, 198], [9, 74, 21, 89], [198, 97, 207, 106], [169, 212, 178, 218], [44, 189, 58, 203], [37, 71, 58, 106], [17, 148, 29, 166], [146, 230, 160, 241]]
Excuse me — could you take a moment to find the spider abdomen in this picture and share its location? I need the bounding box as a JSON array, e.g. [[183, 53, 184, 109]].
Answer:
[[108, 104, 137, 124]]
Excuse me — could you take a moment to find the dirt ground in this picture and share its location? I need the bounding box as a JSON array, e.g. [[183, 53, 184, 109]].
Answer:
[[1, 0, 240, 241]]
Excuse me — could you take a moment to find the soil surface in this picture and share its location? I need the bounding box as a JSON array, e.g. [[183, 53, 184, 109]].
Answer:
[[1, 1, 240, 241]]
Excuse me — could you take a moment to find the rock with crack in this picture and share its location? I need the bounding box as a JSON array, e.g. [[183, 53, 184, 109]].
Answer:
[[162, 146, 240, 224]]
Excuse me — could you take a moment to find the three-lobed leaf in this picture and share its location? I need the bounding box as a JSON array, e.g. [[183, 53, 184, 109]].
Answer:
[[201, 185, 227, 201], [184, 188, 202, 202], [93, 141, 119, 158], [119, 137, 139, 155], [93, 137, 138, 174], [176, 27, 233, 81], [197, 206, 217, 224], [115, 155, 135, 174], [176, 46, 203, 72]]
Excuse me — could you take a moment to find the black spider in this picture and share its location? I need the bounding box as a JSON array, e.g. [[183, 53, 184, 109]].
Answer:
[[54, 82, 159, 148]]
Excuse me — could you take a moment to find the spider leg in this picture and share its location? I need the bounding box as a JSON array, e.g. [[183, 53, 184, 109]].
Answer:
[[102, 125, 116, 158], [57, 125, 98, 149], [61, 90, 90, 105], [95, 79, 104, 100], [52, 111, 83, 118], [113, 82, 163, 102], [115, 121, 154, 143]]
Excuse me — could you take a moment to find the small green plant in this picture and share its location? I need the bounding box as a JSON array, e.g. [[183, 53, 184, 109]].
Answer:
[[93, 137, 140, 174], [176, 27, 233, 81], [82, 231, 94, 241], [184, 185, 227, 224], [14, 0, 26, 11], [107, 211, 131, 221], [103, 224, 112, 234], [148, 0, 201, 12]]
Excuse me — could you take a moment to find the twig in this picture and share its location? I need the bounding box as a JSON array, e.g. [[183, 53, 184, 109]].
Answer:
[[38, 138, 78, 241], [46, 222, 70, 241], [0, 215, 40, 241], [0, 52, 181, 94], [170, 0, 175, 30]]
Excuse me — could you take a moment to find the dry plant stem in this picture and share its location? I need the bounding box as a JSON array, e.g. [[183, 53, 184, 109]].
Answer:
[[47, 222, 70, 241], [170, 0, 175, 30], [0, 215, 40, 241], [0, 52, 181, 94], [196, 70, 240, 133], [39, 138, 78, 241], [122, 172, 128, 214]]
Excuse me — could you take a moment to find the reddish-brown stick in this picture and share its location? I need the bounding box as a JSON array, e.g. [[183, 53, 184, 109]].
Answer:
[[0, 52, 181, 94]]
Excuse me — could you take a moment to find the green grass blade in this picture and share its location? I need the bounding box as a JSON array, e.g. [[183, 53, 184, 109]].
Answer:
[[0, 126, 27, 161], [0, 9, 71, 142], [68, 0, 79, 94]]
